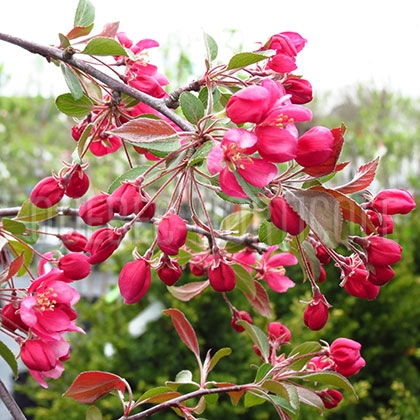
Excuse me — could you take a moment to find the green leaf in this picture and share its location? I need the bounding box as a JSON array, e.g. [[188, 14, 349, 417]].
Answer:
[[167, 281, 209, 302], [297, 371, 357, 397], [76, 123, 94, 160], [17, 199, 58, 223], [188, 142, 214, 167], [74, 0, 95, 27], [2, 218, 26, 234], [255, 363, 273, 382], [56, 93, 94, 118], [198, 86, 221, 108], [137, 386, 175, 403], [227, 50, 275, 70], [59, 33, 71, 48], [220, 210, 253, 235], [82, 37, 128, 56], [14, 222, 40, 245], [86, 405, 102, 420], [179, 92, 205, 125], [185, 231, 205, 253], [259, 220, 286, 245], [283, 189, 342, 249], [301, 241, 321, 282], [232, 264, 256, 297], [0, 341, 18, 379], [216, 191, 251, 205], [60, 64, 83, 100], [204, 33, 218, 62], [176, 249, 193, 265], [124, 47, 136, 61], [7, 241, 33, 277], [208, 347, 232, 372], [234, 173, 266, 208], [269, 395, 296, 415], [263, 380, 290, 401], [126, 140, 180, 154], [296, 387, 324, 413], [244, 392, 266, 408], [236, 321, 269, 361], [107, 165, 149, 194], [204, 393, 219, 405], [287, 341, 322, 371]]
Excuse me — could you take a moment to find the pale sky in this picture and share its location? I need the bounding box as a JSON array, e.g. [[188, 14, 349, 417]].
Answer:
[[1, 0, 420, 98]]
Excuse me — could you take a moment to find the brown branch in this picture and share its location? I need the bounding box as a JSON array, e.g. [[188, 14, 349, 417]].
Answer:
[[0, 207, 267, 253], [165, 79, 203, 109], [0, 379, 27, 420], [120, 384, 247, 420], [0, 32, 194, 133]]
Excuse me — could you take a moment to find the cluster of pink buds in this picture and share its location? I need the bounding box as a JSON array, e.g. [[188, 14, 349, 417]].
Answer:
[[30, 163, 89, 208]]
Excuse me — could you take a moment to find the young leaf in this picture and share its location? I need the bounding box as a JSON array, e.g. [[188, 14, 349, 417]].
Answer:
[[82, 38, 128, 57], [137, 386, 175, 403], [244, 391, 267, 408], [220, 210, 253, 235], [110, 118, 177, 143], [127, 140, 180, 154], [334, 157, 380, 194], [163, 308, 200, 358], [60, 64, 83, 100], [185, 231, 206, 252], [67, 24, 94, 41], [236, 321, 269, 361], [85, 405, 102, 420], [59, 33, 71, 48], [263, 380, 290, 401], [55, 93, 94, 118], [198, 86, 221, 108], [216, 191, 251, 205], [310, 185, 377, 233], [232, 264, 256, 297], [139, 390, 181, 404], [179, 92, 205, 125], [244, 281, 272, 318], [227, 51, 275, 70], [7, 241, 33, 277], [17, 199, 58, 223], [296, 387, 324, 413], [175, 370, 193, 383], [214, 382, 244, 405], [259, 220, 287, 245], [287, 341, 322, 371], [63, 371, 125, 404], [0, 341, 18, 379], [77, 123, 94, 158], [204, 33, 218, 62], [74, 0, 95, 27], [255, 363, 273, 383], [2, 218, 26, 235], [208, 347, 232, 372], [284, 189, 342, 249]]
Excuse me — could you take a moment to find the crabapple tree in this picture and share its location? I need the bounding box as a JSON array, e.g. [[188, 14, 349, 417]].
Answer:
[[0, 1, 416, 419]]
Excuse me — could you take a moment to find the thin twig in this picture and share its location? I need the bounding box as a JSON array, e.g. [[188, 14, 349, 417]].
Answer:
[[0, 379, 27, 420]]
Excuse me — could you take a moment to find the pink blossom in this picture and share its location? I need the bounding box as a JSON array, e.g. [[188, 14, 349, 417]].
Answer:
[[207, 128, 277, 198]]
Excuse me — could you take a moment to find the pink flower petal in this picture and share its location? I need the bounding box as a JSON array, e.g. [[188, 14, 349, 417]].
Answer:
[[134, 39, 159, 52], [267, 252, 298, 268], [20, 296, 37, 327], [265, 273, 295, 293], [238, 158, 278, 188], [219, 167, 248, 198], [256, 125, 297, 163], [207, 145, 224, 175]]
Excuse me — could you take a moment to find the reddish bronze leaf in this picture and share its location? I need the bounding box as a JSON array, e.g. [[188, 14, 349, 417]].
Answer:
[[94, 22, 120, 39], [304, 126, 345, 177], [7, 254, 25, 281], [244, 281, 272, 318], [167, 281, 209, 302], [63, 371, 125, 404], [215, 383, 244, 406], [163, 308, 200, 358], [110, 118, 177, 143], [334, 157, 380, 194], [142, 391, 182, 404], [311, 186, 376, 233], [67, 25, 94, 41]]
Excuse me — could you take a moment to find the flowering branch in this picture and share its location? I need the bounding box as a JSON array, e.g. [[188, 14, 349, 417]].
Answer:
[[0, 32, 194, 132]]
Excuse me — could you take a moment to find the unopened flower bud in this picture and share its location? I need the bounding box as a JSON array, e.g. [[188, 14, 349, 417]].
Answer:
[[65, 168, 89, 199], [317, 266, 326, 283], [108, 183, 144, 216], [303, 294, 329, 330], [343, 266, 380, 300], [270, 196, 306, 236], [79, 194, 114, 226], [268, 322, 291, 344], [296, 126, 334, 167], [1, 304, 27, 332], [21, 339, 57, 372], [231, 310, 253, 333], [58, 253, 91, 280], [371, 189, 416, 215], [86, 228, 125, 265], [329, 338, 366, 377], [353, 236, 402, 266], [317, 389, 343, 409], [315, 244, 330, 264], [284, 76, 313, 104], [208, 256, 236, 292], [59, 231, 87, 252], [119, 259, 151, 304], [157, 213, 187, 256], [30, 176, 65, 209], [365, 210, 393, 236], [157, 255, 182, 286], [367, 264, 395, 286]]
